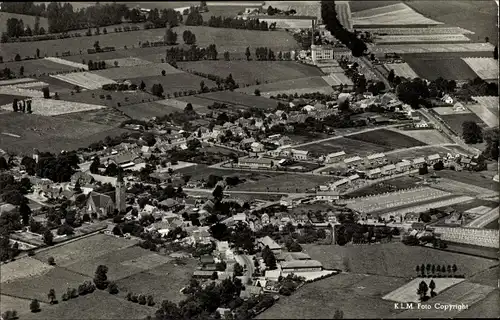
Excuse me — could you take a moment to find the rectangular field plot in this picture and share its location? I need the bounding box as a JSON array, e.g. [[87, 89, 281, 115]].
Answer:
[[103, 57, 153, 68], [472, 96, 499, 116], [466, 102, 499, 128], [0, 59, 82, 78], [195, 91, 279, 109], [348, 128, 426, 148], [54, 107, 130, 127], [1, 294, 48, 318], [370, 43, 495, 54], [404, 57, 478, 81], [387, 128, 452, 145], [383, 277, 465, 303], [156, 97, 212, 113], [322, 73, 354, 86], [118, 102, 180, 120], [35, 233, 139, 267], [302, 137, 391, 156], [359, 27, 474, 35], [232, 174, 332, 193], [58, 89, 160, 108], [439, 113, 486, 136], [52, 72, 116, 90], [237, 76, 332, 94], [462, 58, 499, 80], [433, 106, 472, 115], [352, 3, 443, 26], [385, 146, 451, 163], [1, 257, 54, 284], [384, 63, 419, 79], [92, 63, 181, 80], [177, 61, 324, 87], [0, 97, 106, 116], [336, 2, 353, 30], [456, 289, 500, 319], [129, 73, 216, 96], [375, 34, 470, 44]]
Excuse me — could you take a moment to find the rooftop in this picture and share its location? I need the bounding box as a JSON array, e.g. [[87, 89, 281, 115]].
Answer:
[[258, 236, 281, 250], [281, 260, 323, 269]]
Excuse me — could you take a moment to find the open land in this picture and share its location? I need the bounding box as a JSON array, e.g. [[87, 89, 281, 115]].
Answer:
[[0, 294, 48, 318], [322, 73, 354, 86], [177, 61, 324, 87], [347, 128, 426, 149], [51, 72, 116, 90], [404, 56, 478, 81], [127, 73, 217, 96], [0, 59, 82, 77], [1, 257, 54, 284], [369, 43, 495, 55], [384, 63, 419, 79], [358, 26, 474, 35], [349, 1, 404, 12], [155, 97, 212, 113], [336, 2, 353, 31], [54, 107, 130, 127], [0, 112, 129, 154], [302, 137, 391, 156], [387, 128, 453, 145], [438, 113, 486, 136], [194, 91, 279, 110], [472, 96, 499, 117], [383, 277, 465, 302], [433, 170, 500, 192], [57, 89, 160, 108], [256, 273, 406, 319], [103, 57, 153, 68], [352, 3, 443, 26], [232, 174, 333, 193], [347, 175, 423, 198], [466, 101, 499, 128], [468, 266, 499, 287], [236, 76, 333, 95], [375, 34, 470, 44], [462, 57, 499, 80], [91, 63, 181, 80], [456, 289, 500, 319], [0, 97, 106, 116], [0, 12, 49, 34], [118, 102, 180, 120], [174, 164, 284, 182]]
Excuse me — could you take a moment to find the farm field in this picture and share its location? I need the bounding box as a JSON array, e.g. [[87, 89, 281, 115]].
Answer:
[[397, 281, 497, 318], [174, 164, 284, 182], [92, 63, 181, 80], [0, 112, 129, 154], [469, 266, 499, 288], [302, 137, 391, 156], [388, 128, 452, 145], [0, 59, 82, 77], [195, 91, 279, 110], [1, 257, 54, 284], [0, 267, 91, 303], [472, 96, 499, 117], [336, 1, 353, 30], [44, 56, 88, 70], [369, 43, 495, 54], [384, 63, 418, 79], [404, 0, 499, 45], [0, 12, 48, 34], [358, 26, 474, 35], [375, 34, 470, 44], [0, 26, 299, 60], [0, 97, 106, 116], [116, 258, 198, 304], [431, 177, 498, 197], [349, 1, 402, 12], [263, 1, 321, 17], [118, 101, 180, 120], [433, 106, 472, 116], [54, 107, 130, 127], [103, 57, 153, 68], [439, 113, 486, 136], [352, 3, 443, 26], [156, 97, 212, 113], [404, 56, 478, 81], [348, 128, 426, 149], [128, 73, 217, 96], [0, 78, 38, 86], [20, 290, 152, 320], [58, 89, 160, 108], [462, 57, 499, 80], [456, 289, 500, 319], [322, 73, 354, 86], [302, 242, 498, 277], [178, 61, 324, 87], [346, 175, 423, 198], [434, 170, 500, 192], [466, 101, 499, 128], [236, 76, 333, 95], [383, 277, 465, 303], [52, 72, 116, 90], [232, 174, 333, 193], [0, 294, 47, 318], [35, 233, 139, 267], [256, 273, 405, 319]]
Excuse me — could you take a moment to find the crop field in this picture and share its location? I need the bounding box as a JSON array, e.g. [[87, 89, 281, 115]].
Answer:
[[383, 277, 465, 303], [195, 91, 279, 109], [322, 73, 354, 86], [52, 72, 116, 90], [384, 62, 418, 79], [347, 175, 423, 198], [44, 56, 88, 70], [0, 97, 106, 116], [439, 113, 486, 136], [349, 1, 402, 12], [0, 12, 48, 34], [352, 3, 443, 26], [156, 97, 212, 113], [103, 57, 153, 68], [358, 26, 475, 35], [370, 43, 495, 54], [13, 81, 49, 90], [388, 128, 452, 145], [404, 0, 498, 46], [404, 56, 478, 81], [35, 234, 139, 267], [348, 128, 426, 149], [435, 170, 500, 192], [466, 101, 499, 128], [236, 76, 332, 94], [384, 146, 450, 162], [375, 34, 470, 44], [397, 282, 497, 319], [0, 112, 129, 154], [302, 242, 498, 277], [433, 106, 472, 116], [129, 73, 217, 96], [118, 102, 180, 120], [92, 63, 181, 80], [472, 96, 499, 117], [456, 289, 500, 319], [0, 59, 82, 78], [1, 294, 48, 318], [178, 61, 323, 87], [54, 107, 130, 127], [256, 273, 405, 319], [116, 258, 198, 304], [20, 290, 152, 320], [232, 174, 332, 193], [336, 1, 353, 30], [58, 89, 160, 108], [302, 137, 391, 156], [174, 164, 284, 182], [1, 257, 54, 284], [462, 57, 499, 80], [469, 266, 499, 288], [0, 78, 38, 86]]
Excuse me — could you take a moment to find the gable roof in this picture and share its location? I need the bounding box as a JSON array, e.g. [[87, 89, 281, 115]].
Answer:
[[89, 191, 113, 208]]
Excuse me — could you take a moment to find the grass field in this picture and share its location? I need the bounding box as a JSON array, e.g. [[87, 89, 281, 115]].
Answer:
[[129, 73, 217, 96], [462, 57, 499, 80], [347, 175, 422, 197], [116, 258, 198, 304], [0, 112, 129, 154], [0, 97, 106, 116], [232, 174, 332, 193], [174, 164, 284, 182], [468, 266, 498, 287], [0, 294, 48, 318], [375, 34, 470, 44], [370, 43, 495, 55], [20, 290, 152, 320], [118, 101, 180, 120], [388, 128, 452, 145], [383, 277, 465, 302], [0, 59, 81, 77], [195, 91, 279, 109], [384, 63, 419, 79], [358, 26, 475, 35], [103, 57, 153, 68], [1, 257, 54, 284], [322, 73, 354, 86], [349, 1, 403, 12], [92, 63, 181, 80], [303, 137, 391, 156], [472, 96, 499, 117], [466, 101, 499, 128], [456, 289, 500, 319], [0, 26, 299, 60], [52, 72, 116, 90], [404, 56, 478, 81], [177, 61, 323, 87], [236, 76, 332, 95], [439, 113, 486, 136], [336, 2, 353, 30], [302, 242, 498, 277], [257, 273, 406, 319], [58, 89, 160, 108], [404, 0, 499, 45], [348, 128, 426, 149], [352, 3, 443, 26], [54, 107, 130, 127], [0, 12, 48, 34], [434, 170, 500, 192], [155, 97, 211, 113]]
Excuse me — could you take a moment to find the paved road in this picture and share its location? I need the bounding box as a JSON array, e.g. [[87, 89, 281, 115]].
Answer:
[[236, 254, 255, 278], [360, 56, 392, 89]]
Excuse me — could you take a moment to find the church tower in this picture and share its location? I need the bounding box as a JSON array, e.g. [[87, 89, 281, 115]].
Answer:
[[115, 170, 126, 213]]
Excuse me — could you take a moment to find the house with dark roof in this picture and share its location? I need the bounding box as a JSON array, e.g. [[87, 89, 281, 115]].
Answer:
[[86, 191, 115, 218]]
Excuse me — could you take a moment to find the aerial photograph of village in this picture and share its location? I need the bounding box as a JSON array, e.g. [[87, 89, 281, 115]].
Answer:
[[0, 0, 498, 319]]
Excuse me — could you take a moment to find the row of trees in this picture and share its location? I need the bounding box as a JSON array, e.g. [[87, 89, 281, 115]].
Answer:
[[254, 47, 277, 61], [207, 16, 275, 31]]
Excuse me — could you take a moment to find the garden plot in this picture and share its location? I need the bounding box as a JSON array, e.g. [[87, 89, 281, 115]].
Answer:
[[236, 76, 332, 94], [0, 98, 106, 116], [387, 128, 452, 145], [472, 96, 499, 116], [92, 63, 181, 80], [375, 34, 470, 44], [51, 72, 116, 90], [104, 57, 153, 68], [370, 43, 495, 54], [462, 57, 499, 80], [358, 27, 475, 35], [336, 1, 353, 30], [44, 57, 88, 70], [0, 85, 44, 98], [0, 78, 37, 86], [352, 3, 443, 26], [384, 63, 418, 79], [383, 278, 465, 303], [156, 98, 210, 113], [466, 101, 499, 128], [13, 81, 49, 90], [1, 257, 54, 283], [322, 73, 353, 86]]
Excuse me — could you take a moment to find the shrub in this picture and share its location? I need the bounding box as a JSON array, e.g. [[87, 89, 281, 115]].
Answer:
[[108, 282, 119, 294], [48, 256, 55, 265]]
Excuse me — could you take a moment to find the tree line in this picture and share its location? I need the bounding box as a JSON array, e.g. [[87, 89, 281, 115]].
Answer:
[[207, 16, 276, 31]]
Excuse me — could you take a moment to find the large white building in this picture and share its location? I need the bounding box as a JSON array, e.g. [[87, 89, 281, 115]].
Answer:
[[311, 45, 334, 64]]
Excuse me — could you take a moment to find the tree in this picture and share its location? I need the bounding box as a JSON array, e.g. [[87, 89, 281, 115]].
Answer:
[[19, 66, 24, 76], [494, 45, 498, 60], [416, 265, 420, 273], [462, 121, 483, 144], [224, 51, 230, 61], [151, 83, 164, 97], [42, 87, 50, 99], [429, 279, 436, 297], [43, 229, 54, 246], [147, 295, 155, 306], [30, 299, 40, 313], [452, 264, 457, 275], [0, 157, 7, 171], [233, 263, 244, 276], [19, 202, 31, 226], [334, 310, 344, 319], [165, 28, 177, 45], [419, 163, 428, 175], [108, 282, 119, 294], [388, 69, 395, 83], [93, 265, 109, 290], [140, 80, 146, 91], [183, 30, 196, 45], [245, 47, 251, 60], [288, 241, 302, 252], [138, 294, 147, 305], [74, 179, 82, 193], [1, 310, 18, 320], [417, 281, 429, 301], [48, 256, 55, 265], [48, 289, 56, 304], [339, 99, 350, 112], [184, 103, 194, 114]]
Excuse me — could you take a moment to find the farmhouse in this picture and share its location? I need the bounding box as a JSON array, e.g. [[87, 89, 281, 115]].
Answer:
[[257, 236, 282, 254], [281, 260, 323, 273], [412, 157, 426, 168], [311, 44, 334, 64], [427, 154, 441, 165], [106, 152, 143, 169], [396, 161, 412, 173], [325, 151, 346, 163], [238, 157, 274, 169], [381, 164, 396, 176], [251, 142, 266, 153], [291, 149, 309, 161], [366, 168, 381, 179]]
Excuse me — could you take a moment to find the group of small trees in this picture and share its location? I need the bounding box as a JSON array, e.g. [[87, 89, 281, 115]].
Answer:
[[462, 120, 483, 144], [151, 83, 164, 97], [126, 292, 155, 306], [182, 30, 196, 45], [254, 47, 276, 61], [87, 60, 107, 71], [417, 280, 436, 301], [415, 264, 459, 278], [207, 16, 274, 31], [261, 245, 277, 270]]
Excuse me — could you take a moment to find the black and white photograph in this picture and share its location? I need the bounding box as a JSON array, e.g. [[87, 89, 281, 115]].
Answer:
[[0, 1, 498, 319]]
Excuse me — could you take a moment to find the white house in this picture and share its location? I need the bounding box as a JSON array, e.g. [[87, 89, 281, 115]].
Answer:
[[366, 168, 381, 179], [412, 157, 426, 168], [396, 161, 412, 173], [250, 142, 265, 153], [257, 236, 282, 254], [280, 260, 323, 273], [344, 156, 363, 166], [325, 151, 346, 163], [381, 164, 396, 176], [315, 191, 340, 202], [291, 149, 309, 161], [427, 154, 441, 165], [441, 94, 454, 104], [366, 153, 386, 164]]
